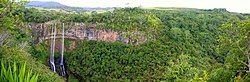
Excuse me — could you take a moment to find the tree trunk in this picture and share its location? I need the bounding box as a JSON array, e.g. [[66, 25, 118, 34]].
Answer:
[[248, 55, 250, 71]]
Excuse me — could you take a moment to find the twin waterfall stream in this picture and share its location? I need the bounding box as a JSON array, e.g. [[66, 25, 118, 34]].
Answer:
[[50, 23, 66, 76]]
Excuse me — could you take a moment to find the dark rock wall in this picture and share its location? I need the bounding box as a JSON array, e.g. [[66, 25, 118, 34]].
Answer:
[[28, 23, 134, 44]]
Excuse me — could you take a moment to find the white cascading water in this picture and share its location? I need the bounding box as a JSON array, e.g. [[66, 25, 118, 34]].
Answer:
[[60, 23, 66, 76], [50, 24, 56, 72]]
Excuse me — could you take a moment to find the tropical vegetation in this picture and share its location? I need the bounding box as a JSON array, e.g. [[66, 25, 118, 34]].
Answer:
[[1, 0, 250, 82]]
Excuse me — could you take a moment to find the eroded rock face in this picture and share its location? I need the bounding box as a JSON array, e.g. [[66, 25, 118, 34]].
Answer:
[[28, 22, 145, 45]]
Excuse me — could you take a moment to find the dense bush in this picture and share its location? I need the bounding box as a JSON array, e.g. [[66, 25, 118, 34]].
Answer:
[[65, 40, 210, 81]]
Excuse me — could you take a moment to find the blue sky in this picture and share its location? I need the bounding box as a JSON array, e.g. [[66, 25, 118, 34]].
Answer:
[[31, 0, 250, 13]]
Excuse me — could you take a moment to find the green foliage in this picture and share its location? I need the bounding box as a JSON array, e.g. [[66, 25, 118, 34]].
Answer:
[[217, 20, 250, 81], [164, 54, 199, 81], [66, 41, 166, 81], [0, 47, 64, 82], [0, 0, 32, 48], [208, 68, 234, 82], [61, 8, 250, 81], [0, 1, 64, 82], [65, 40, 212, 81], [23, 8, 66, 23], [30, 42, 49, 64], [68, 75, 79, 82], [3, 2, 250, 81], [0, 62, 38, 82], [191, 71, 208, 82]]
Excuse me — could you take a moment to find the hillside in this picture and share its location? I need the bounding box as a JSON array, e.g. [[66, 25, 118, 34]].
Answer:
[[26, 1, 113, 11], [26, 1, 68, 8]]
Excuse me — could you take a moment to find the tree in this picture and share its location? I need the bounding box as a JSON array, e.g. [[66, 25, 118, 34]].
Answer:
[[0, 0, 27, 46], [219, 20, 250, 72]]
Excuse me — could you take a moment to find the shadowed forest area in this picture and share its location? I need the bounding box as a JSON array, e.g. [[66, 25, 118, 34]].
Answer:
[[1, 0, 250, 82]]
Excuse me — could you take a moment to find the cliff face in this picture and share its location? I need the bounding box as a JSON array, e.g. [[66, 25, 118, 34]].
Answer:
[[28, 22, 146, 45]]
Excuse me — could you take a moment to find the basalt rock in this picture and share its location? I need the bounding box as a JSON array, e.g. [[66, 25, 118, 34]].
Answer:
[[28, 22, 146, 45]]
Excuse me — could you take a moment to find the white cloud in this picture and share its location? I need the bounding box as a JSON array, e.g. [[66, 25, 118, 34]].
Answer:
[[31, 0, 250, 13]]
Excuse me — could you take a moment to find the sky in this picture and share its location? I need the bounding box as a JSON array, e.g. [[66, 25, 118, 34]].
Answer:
[[31, 0, 250, 13]]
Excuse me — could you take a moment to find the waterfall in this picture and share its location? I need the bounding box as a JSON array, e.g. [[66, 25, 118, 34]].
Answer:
[[49, 23, 67, 76], [50, 24, 56, 72], [60, 23, 66, 76]]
